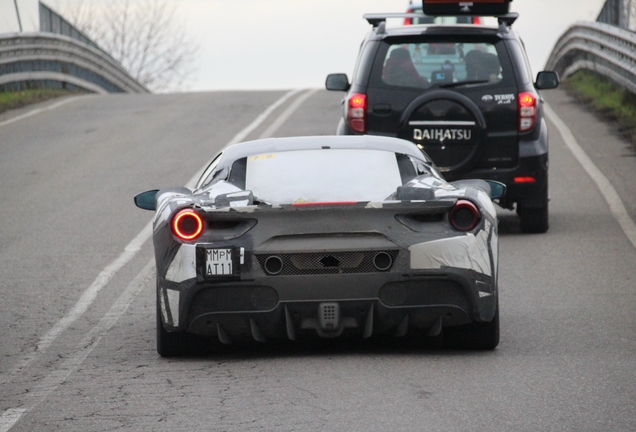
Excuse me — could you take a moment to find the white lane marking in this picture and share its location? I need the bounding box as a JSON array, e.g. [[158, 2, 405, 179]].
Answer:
[[545, 103, 636, 250], [0, 409, 27, 432], [7, 89, 303, 375], [0, 259, 155, 432], [259, 88, 319, 138], [226, 89, 305, 145], [1, 88, 314, 428], [10, 223, 152, 374], [185, 88, 306, 187], [0, 96, 88, 127]]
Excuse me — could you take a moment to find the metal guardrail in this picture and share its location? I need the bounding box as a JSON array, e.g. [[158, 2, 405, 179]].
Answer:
[[39, 1, 103, 54], [597, 0, 636, 31], [545, 21, 636, 95], [0, 32, 148, 93]]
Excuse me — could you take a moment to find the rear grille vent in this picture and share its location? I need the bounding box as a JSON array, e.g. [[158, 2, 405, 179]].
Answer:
[[256, 250, 399, 276]]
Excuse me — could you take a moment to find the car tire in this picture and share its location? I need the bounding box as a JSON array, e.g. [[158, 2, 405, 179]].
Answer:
[[156, 302, 210, 357], [518, 205, 549, 234], [443, 303, 500, 350]]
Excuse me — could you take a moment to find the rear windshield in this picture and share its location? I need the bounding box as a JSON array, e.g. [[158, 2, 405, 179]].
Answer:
[[241, 149, 437, 204], [244, 149, 406, 204], [379, 41, 503, 89]]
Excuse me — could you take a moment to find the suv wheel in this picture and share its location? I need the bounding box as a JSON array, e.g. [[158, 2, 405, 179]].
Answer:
[[518, 205, 549, 233]]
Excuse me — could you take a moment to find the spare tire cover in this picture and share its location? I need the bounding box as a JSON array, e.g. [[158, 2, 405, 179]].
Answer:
[[398, 90, 486, 179]]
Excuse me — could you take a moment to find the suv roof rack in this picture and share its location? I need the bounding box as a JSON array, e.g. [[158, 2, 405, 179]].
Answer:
[[363, 12, 519, 29], [364, 13, 423, 27]]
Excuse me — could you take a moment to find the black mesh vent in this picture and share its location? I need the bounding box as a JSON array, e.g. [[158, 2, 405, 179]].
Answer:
[[256, 251, 399, 276]]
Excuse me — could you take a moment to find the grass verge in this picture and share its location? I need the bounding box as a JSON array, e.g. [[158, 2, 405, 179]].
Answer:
[[0, 89, 82, 115], [562, 70, 636, 144]]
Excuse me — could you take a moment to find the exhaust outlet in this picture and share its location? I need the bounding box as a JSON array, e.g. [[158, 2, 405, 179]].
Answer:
[[373, 252, 393, 271], [264, 256, 283, 275]]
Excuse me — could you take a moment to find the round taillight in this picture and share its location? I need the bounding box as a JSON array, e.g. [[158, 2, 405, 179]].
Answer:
[[172, 209, 203, 241], [450, 200, 481, 231]]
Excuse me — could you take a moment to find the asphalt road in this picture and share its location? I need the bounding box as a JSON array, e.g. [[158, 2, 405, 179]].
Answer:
[[0, 88, 634, 431]]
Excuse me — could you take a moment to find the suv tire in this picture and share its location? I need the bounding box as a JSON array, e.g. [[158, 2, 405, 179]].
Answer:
[[518, 205, 549, 233]]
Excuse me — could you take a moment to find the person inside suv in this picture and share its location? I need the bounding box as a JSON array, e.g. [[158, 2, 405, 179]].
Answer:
[[380, 42, 503, 90], [383, 48, 429, 88], [464, 49, 502, 82]]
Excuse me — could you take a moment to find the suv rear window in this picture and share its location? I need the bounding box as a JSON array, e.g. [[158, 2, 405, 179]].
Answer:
[[380, 41, 503, 89]]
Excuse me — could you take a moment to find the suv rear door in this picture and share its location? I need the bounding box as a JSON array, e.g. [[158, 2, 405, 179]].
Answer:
[[366, 33, 519, 180]]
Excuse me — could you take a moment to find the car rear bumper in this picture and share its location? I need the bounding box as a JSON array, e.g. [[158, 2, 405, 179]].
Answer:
[[158, 268, 498, 342]]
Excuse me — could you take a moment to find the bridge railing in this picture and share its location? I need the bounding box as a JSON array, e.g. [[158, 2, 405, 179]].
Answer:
[[545, 21, 636, 95], [0, 32, 148, 94], [1, 1, 148, 94]]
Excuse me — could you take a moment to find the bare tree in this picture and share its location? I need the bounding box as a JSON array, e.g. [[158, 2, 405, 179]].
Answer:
[[56, 0, 199, 92]]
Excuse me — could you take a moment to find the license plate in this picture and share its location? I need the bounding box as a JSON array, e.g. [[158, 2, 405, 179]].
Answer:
[[205, 248, 233, 276]]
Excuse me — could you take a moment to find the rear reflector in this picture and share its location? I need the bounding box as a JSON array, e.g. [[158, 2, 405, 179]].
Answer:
[[514, 177, 536, 183]]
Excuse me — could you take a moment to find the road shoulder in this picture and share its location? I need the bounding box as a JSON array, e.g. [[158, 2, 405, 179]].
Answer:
[[543, 89, 636, 224]]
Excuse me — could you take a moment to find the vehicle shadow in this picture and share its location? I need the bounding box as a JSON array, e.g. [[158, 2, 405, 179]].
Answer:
[[496, 208, 526, 235], [177, 333, 497, 361]]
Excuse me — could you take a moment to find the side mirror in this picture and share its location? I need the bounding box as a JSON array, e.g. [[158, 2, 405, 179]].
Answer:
[[535, 71, 559, 90], [134, 189, 159, 211], [485, 181, 506, 200], [326, 73, 350, 91]]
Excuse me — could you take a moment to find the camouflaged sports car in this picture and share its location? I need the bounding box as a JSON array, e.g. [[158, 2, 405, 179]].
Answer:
[[134, 135, 505, 356]]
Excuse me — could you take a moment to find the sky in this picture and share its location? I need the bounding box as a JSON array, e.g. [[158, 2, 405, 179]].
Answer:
[[0, 0, 607, 92]]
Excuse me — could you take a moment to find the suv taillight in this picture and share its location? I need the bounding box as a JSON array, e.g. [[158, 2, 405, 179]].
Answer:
[[518, 92, 537, 132], [348, 93, 367, 134]]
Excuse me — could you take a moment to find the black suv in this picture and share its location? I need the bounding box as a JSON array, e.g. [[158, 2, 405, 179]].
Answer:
[[326, 10, 559, 233]]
